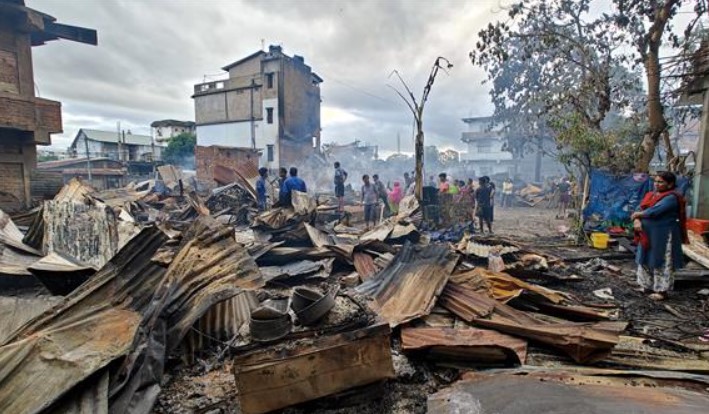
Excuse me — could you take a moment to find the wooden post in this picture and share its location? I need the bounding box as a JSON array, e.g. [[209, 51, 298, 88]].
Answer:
[[692, 87, 709, 218]]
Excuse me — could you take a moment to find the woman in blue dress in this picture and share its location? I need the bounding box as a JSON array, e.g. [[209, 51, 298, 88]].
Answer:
[[631, 171, 688, 301]]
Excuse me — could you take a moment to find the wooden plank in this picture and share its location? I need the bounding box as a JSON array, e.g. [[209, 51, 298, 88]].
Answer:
[[683, 231, 709, 269], [233, 324, 395, 414]]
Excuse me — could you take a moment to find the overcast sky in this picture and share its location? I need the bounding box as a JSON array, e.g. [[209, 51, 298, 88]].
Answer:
[[29, 0, 512, 154]]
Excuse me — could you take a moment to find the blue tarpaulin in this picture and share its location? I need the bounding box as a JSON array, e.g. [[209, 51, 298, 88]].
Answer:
[[583, 170, 690, 230]]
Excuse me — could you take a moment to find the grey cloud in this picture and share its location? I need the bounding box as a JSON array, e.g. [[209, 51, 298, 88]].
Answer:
[[28, 0, 498, 154]]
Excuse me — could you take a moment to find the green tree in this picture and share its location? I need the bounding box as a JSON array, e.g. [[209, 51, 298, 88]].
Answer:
[[470, 0, 644, 175], [163, 132, 196, 168], [612, 0, 707, 171]]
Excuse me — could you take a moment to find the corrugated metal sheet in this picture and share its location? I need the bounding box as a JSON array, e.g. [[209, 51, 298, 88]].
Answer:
[[353, 252, 378, 280], [450, 268, 567, 304], [53, 177, 95, 203], [401, 326, 527, 365], [162, 217, 265, 348], [356, 242, 458, 327], [183, 291, 259, 360], [0, 308, 142, 414], [0, 296, 62, 343], [429, 374, 709, 414], [441, 281, 620, 363], [41, 200, 121, 269], [0, 217, 265, 414], [0, 208, 42, 276], [260, 258, 334, 283], [438, 282, 497, 320]]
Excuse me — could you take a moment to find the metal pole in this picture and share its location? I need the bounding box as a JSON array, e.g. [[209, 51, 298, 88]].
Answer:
[[84, 134, 92, 182], [250, 78, 256, 149]]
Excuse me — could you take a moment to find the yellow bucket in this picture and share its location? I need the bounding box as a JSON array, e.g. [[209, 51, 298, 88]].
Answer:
[[590, 232, 609, 249]]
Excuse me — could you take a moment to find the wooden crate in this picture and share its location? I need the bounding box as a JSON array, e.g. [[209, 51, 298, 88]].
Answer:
[[233, 323, 395, 414]]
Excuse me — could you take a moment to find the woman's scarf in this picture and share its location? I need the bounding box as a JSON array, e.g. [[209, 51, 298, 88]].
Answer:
[[633, 189, 689, 250], [389, 181, 403, 205]]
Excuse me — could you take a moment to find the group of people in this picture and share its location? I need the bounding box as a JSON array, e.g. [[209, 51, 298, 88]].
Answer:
[[436, 173, 496, 234], [255, 166, 307, 211], [333, 162, 405, 230]]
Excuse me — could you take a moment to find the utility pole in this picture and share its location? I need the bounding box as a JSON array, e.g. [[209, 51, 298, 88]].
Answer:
[[84, 134, 92, 182], [397, 132, 401, 154], [389, 57, 452, 200], [117, 122, 121, 162], [250, 77, 256, 149]]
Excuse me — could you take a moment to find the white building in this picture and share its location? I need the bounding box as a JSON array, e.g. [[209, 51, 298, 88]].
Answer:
[[461, 116, 513, 176], [69, 129, 164, 162], [150, 120, 195, 144]]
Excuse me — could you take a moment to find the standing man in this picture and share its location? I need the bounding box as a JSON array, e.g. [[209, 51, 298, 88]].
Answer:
[[502, 177, 514, 208], [557, 177, 571, 218], [280, 167, 307, 208], [361, 174, 378, 231], [277, 167, 288, 189], [334, 161, 348, 213], [404, 172, 412, 191], [256, 167, 268, 212], [372, 174, 390, 217], [474, 177, 494, 234]]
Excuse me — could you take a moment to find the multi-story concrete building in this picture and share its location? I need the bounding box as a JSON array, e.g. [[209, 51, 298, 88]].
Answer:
[[192, 45, 322, 169], [150, 119, 195, 144], [461, 116, 513, 177], [0, 0, 95, 211], [461, 116, 564, 181], [69, 129, 162, 162]]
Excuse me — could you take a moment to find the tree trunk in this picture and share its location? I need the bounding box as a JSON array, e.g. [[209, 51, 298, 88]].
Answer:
[[636, 46, 666, 172], [415, 118, 424, 201], [634, 0, 678, 172]]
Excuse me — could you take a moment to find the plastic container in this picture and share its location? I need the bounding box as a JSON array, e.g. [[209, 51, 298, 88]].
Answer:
[[590, 232, 609, 249], [687, 218, 709, 235]]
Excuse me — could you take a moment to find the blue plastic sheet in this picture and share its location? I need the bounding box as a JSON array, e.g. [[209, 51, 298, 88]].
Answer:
[[583, 170, 690, 230]]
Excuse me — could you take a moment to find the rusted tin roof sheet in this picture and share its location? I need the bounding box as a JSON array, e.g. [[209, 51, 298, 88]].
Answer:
[[0, 308, 141, 414], [438, 282, 497, 320], [429, 373, 709, 414], [440, 281, 620, 363], [401, 326, 527, 365], [53, 177, 95, 203], [357, 242, 458, 327], [450, 268, 567, 304], [183, 291, 259, 360], [40, 200, 122, 269], [353, 252, 378, 280], [162, 217, 264, 347], [213, 164, 257, 199], [0, 296, 62, 343], [0, 216, 265, 413]]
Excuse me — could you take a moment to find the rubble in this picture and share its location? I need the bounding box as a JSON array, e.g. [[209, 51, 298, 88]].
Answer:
[[1, 177, 709, 413]]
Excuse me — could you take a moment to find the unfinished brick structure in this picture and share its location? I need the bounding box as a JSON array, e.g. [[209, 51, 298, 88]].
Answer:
[[0, 0, 96, 211]]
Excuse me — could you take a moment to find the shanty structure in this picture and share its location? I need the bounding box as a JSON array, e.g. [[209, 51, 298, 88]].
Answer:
[[36, 157, 126, 190], [68, 128, 161, 162], [0, 0, 96, 212]]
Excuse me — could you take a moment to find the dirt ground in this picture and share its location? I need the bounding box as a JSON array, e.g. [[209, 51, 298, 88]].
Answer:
[[153, 205, 709, 414]]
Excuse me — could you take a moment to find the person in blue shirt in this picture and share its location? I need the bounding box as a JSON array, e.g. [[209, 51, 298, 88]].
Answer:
[[279, 167, 307, 207], [256, 167, 268, 211]]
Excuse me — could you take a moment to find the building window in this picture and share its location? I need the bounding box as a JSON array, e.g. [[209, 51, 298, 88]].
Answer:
[[477, 142, 492, 153], [266, 73, 274, 89], [267, 144, 274, 162], [266, 107, 274, 124]]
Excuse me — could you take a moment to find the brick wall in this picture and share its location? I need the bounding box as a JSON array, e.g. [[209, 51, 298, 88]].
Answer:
[[195, 145, 260, 182], [0, 162, 25, 212]]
